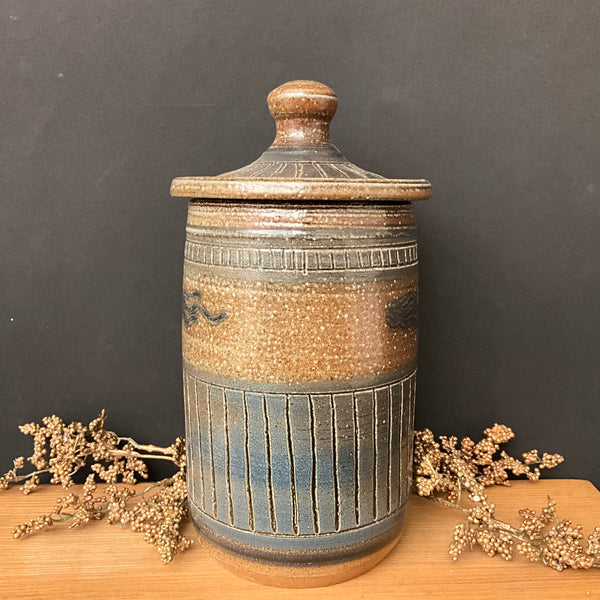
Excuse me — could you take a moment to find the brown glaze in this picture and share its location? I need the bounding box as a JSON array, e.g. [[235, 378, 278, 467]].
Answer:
[[182, 275, 417, 383], [170, 178, 431, 202], [170, 79, 431, 202], [185, 201, 415, 229], [201, 534, 402, 589], [183, 201, 417, 383], [268, 80, 337, 147]]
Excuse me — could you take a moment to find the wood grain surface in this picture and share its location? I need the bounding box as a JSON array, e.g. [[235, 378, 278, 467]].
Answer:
[[1, 480, 599, 599]]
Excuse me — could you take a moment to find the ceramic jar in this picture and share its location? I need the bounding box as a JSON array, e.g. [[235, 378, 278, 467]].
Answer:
[[170, 80, 431, 587]]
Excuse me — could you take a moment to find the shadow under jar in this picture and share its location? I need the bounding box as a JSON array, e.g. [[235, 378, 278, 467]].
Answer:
[[170, 80, 431, 588]]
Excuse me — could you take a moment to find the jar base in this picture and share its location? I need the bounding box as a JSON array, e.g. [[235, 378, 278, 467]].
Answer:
[[200, 532, 402, 588]]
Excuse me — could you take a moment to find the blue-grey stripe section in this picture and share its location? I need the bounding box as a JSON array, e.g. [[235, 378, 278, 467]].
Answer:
[[195, 380, 213, 515], [183, 374, 196, 502], [189, 497, 406, 551], [389, 381, 401, 511], [407, 375, 417, 492], [183, 366, 416, 540], [374, 386, 391, 519], [311, 394, 336, 533], [209, 385, 229, 523], [288, 394, 314, 534], [401, 378, 412, 503], [224, 389, 250, 529], [266, 394, 294, 534], [334, 392, 357, 531], [245, 392, 272, 533], [354, 388, 375, 524]]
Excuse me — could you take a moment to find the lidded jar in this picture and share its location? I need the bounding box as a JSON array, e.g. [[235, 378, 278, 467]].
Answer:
[[170, 80, 431, 587]]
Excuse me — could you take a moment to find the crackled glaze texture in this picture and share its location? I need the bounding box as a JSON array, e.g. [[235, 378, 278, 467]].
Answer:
[[172, 81, 430, 588]]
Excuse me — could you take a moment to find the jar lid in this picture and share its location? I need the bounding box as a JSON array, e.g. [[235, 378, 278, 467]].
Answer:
[[170, 80, 431, 202]]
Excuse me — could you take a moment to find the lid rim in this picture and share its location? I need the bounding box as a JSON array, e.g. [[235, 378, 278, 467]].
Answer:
[[170, 177, 431, 201]]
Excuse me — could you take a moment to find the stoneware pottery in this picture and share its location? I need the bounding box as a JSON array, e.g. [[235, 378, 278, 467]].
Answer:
[[170, 80, 431, 587]]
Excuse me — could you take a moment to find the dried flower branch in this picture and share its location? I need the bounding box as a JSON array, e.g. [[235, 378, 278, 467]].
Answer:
[[1, 412, 190, 564], [2, 413, 598, 571], [413, 424, 600, 570]]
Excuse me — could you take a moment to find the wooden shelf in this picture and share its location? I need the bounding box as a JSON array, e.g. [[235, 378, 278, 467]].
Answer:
[[1, 479, 599, 599]]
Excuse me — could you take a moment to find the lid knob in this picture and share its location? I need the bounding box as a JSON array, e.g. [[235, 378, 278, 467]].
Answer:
[[267, 80, 337, 148]]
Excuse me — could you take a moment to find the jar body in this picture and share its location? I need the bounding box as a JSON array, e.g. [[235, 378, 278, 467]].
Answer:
[[182, 201, 418, 587]]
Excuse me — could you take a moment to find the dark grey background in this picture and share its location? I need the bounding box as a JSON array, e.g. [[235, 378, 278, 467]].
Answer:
[[1, 1, 599, 485]]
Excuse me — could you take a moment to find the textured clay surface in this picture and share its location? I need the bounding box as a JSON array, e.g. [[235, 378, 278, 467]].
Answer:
[[182, 274, 417, 382]]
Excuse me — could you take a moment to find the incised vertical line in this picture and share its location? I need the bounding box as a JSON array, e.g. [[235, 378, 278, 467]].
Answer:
[[399, 379, 405, 506], [372, 389, 378, 520], [410, 373, 417, 451], [352, 392, 360, 526], [183, 374, 193, 498], [331, 395, 341, 532], [308, 395, 320, 534], [192, 377, 205, 510], [223, 391, 234, 526], [412, 374, 417, 428], [285, 395, 299, 535], [206, 385, 217, 518], [242, 391, 255, 531], [263, 394, 277, 533], [387, 383, 393, 514]]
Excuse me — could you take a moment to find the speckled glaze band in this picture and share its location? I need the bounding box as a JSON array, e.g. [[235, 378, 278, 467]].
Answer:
[[181, 201, 418, 582]]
